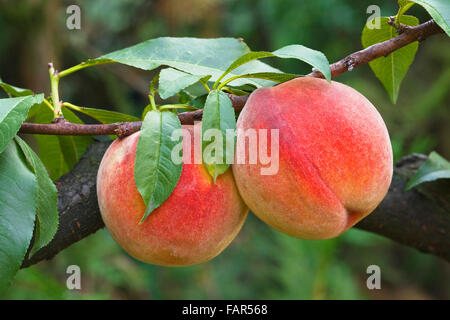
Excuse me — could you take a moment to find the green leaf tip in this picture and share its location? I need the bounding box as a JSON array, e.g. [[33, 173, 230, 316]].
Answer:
[[405, 151, 450, 190], [201, 90, 236, 181]]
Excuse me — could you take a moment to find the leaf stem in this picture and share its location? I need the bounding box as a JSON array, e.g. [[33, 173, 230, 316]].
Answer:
[[199, 79, 211, 93], [61, 101, 82, 111], [58, 60, 112, 78], [49, 63, 62, 118], [217, 74, 251, 90], [149, 94, 157, 111], [42, 98, 54, 112]]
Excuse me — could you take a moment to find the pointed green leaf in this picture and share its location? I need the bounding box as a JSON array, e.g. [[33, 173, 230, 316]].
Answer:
[[95, 37, 280, 88], [158, 68, 211, 99], [0, 94, 44, 154], [272, 45, 331, 81], [411, 0, 450, 36], [202, 90, 236, 182], [214, 45, 330, 88], [362, 16, 419, 103], [406, 151, 450, 190], [64, 104, 140, 123], [15, 136, 58, 255], [397, 1, 415, 18], [0, 140, 37, 292], [0, 79, 34, 97], [134, 110, 182, 221], [0, 80, 45, 121]]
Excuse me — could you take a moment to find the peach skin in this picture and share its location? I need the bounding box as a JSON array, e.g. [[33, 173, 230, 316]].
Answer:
[[232, 77, 393, 239], [97, 124, 248, 266]]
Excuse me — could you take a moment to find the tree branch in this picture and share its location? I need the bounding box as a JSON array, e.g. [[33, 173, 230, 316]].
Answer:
[[21, 143, 450, 268], [18, 19, 444, 137], [308, 19, 444, 78], [356, 154, 450, 261]]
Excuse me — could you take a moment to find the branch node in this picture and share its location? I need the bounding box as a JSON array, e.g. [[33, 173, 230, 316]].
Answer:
[[114, 123, 130, 139], [52, 116, 67, 124], [345, 56, 356, 72]]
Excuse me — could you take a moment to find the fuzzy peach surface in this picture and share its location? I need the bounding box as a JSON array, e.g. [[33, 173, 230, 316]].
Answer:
[[232, 77, 393, 240], [97, 125, 248, 266]]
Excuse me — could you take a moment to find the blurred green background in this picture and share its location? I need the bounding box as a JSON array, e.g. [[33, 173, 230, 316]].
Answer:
[[0, 0, 449, 299]]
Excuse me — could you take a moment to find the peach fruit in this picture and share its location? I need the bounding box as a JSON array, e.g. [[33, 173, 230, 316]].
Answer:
[[232, 77, 393, 239], [97, 124, 248, 266]]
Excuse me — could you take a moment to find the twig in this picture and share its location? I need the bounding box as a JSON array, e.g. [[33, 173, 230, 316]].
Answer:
[[308, 19, 443, 78]]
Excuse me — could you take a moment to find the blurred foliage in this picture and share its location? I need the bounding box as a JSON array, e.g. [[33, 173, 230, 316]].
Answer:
[[0, 0, 448, 299]]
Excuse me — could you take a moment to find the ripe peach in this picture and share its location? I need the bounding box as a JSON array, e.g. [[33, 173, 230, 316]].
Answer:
[[97, 124, 248, 266], [232, 77, 393, 239]]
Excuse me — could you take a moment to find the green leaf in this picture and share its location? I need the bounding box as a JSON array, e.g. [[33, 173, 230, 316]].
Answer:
[[398, 1, 415, 18], [14, 136, 58, 255], [411, 0, 450, 37], [0, 79, 34, 97], [0, 94, 44, 154], [57, 107, 94, 169], [0, 140, 37, 292], [178, 92, 209, 109], [134, 110, 182, 221], [0, 81, 47, 122], [272, 45, 331, 81], [406, 151, 450, 190], [214, 45, 330, 88], [362, 16, 419, 103], [158, 68, 211, 99], [26, 102, 50, 121], [201, 90, 236, 182], [95, 37, 280, 88], [189, 95, 209, 109], [35, 134, 70, 181], [182, 81, 211, 99], [64, 104, 140, 123]]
